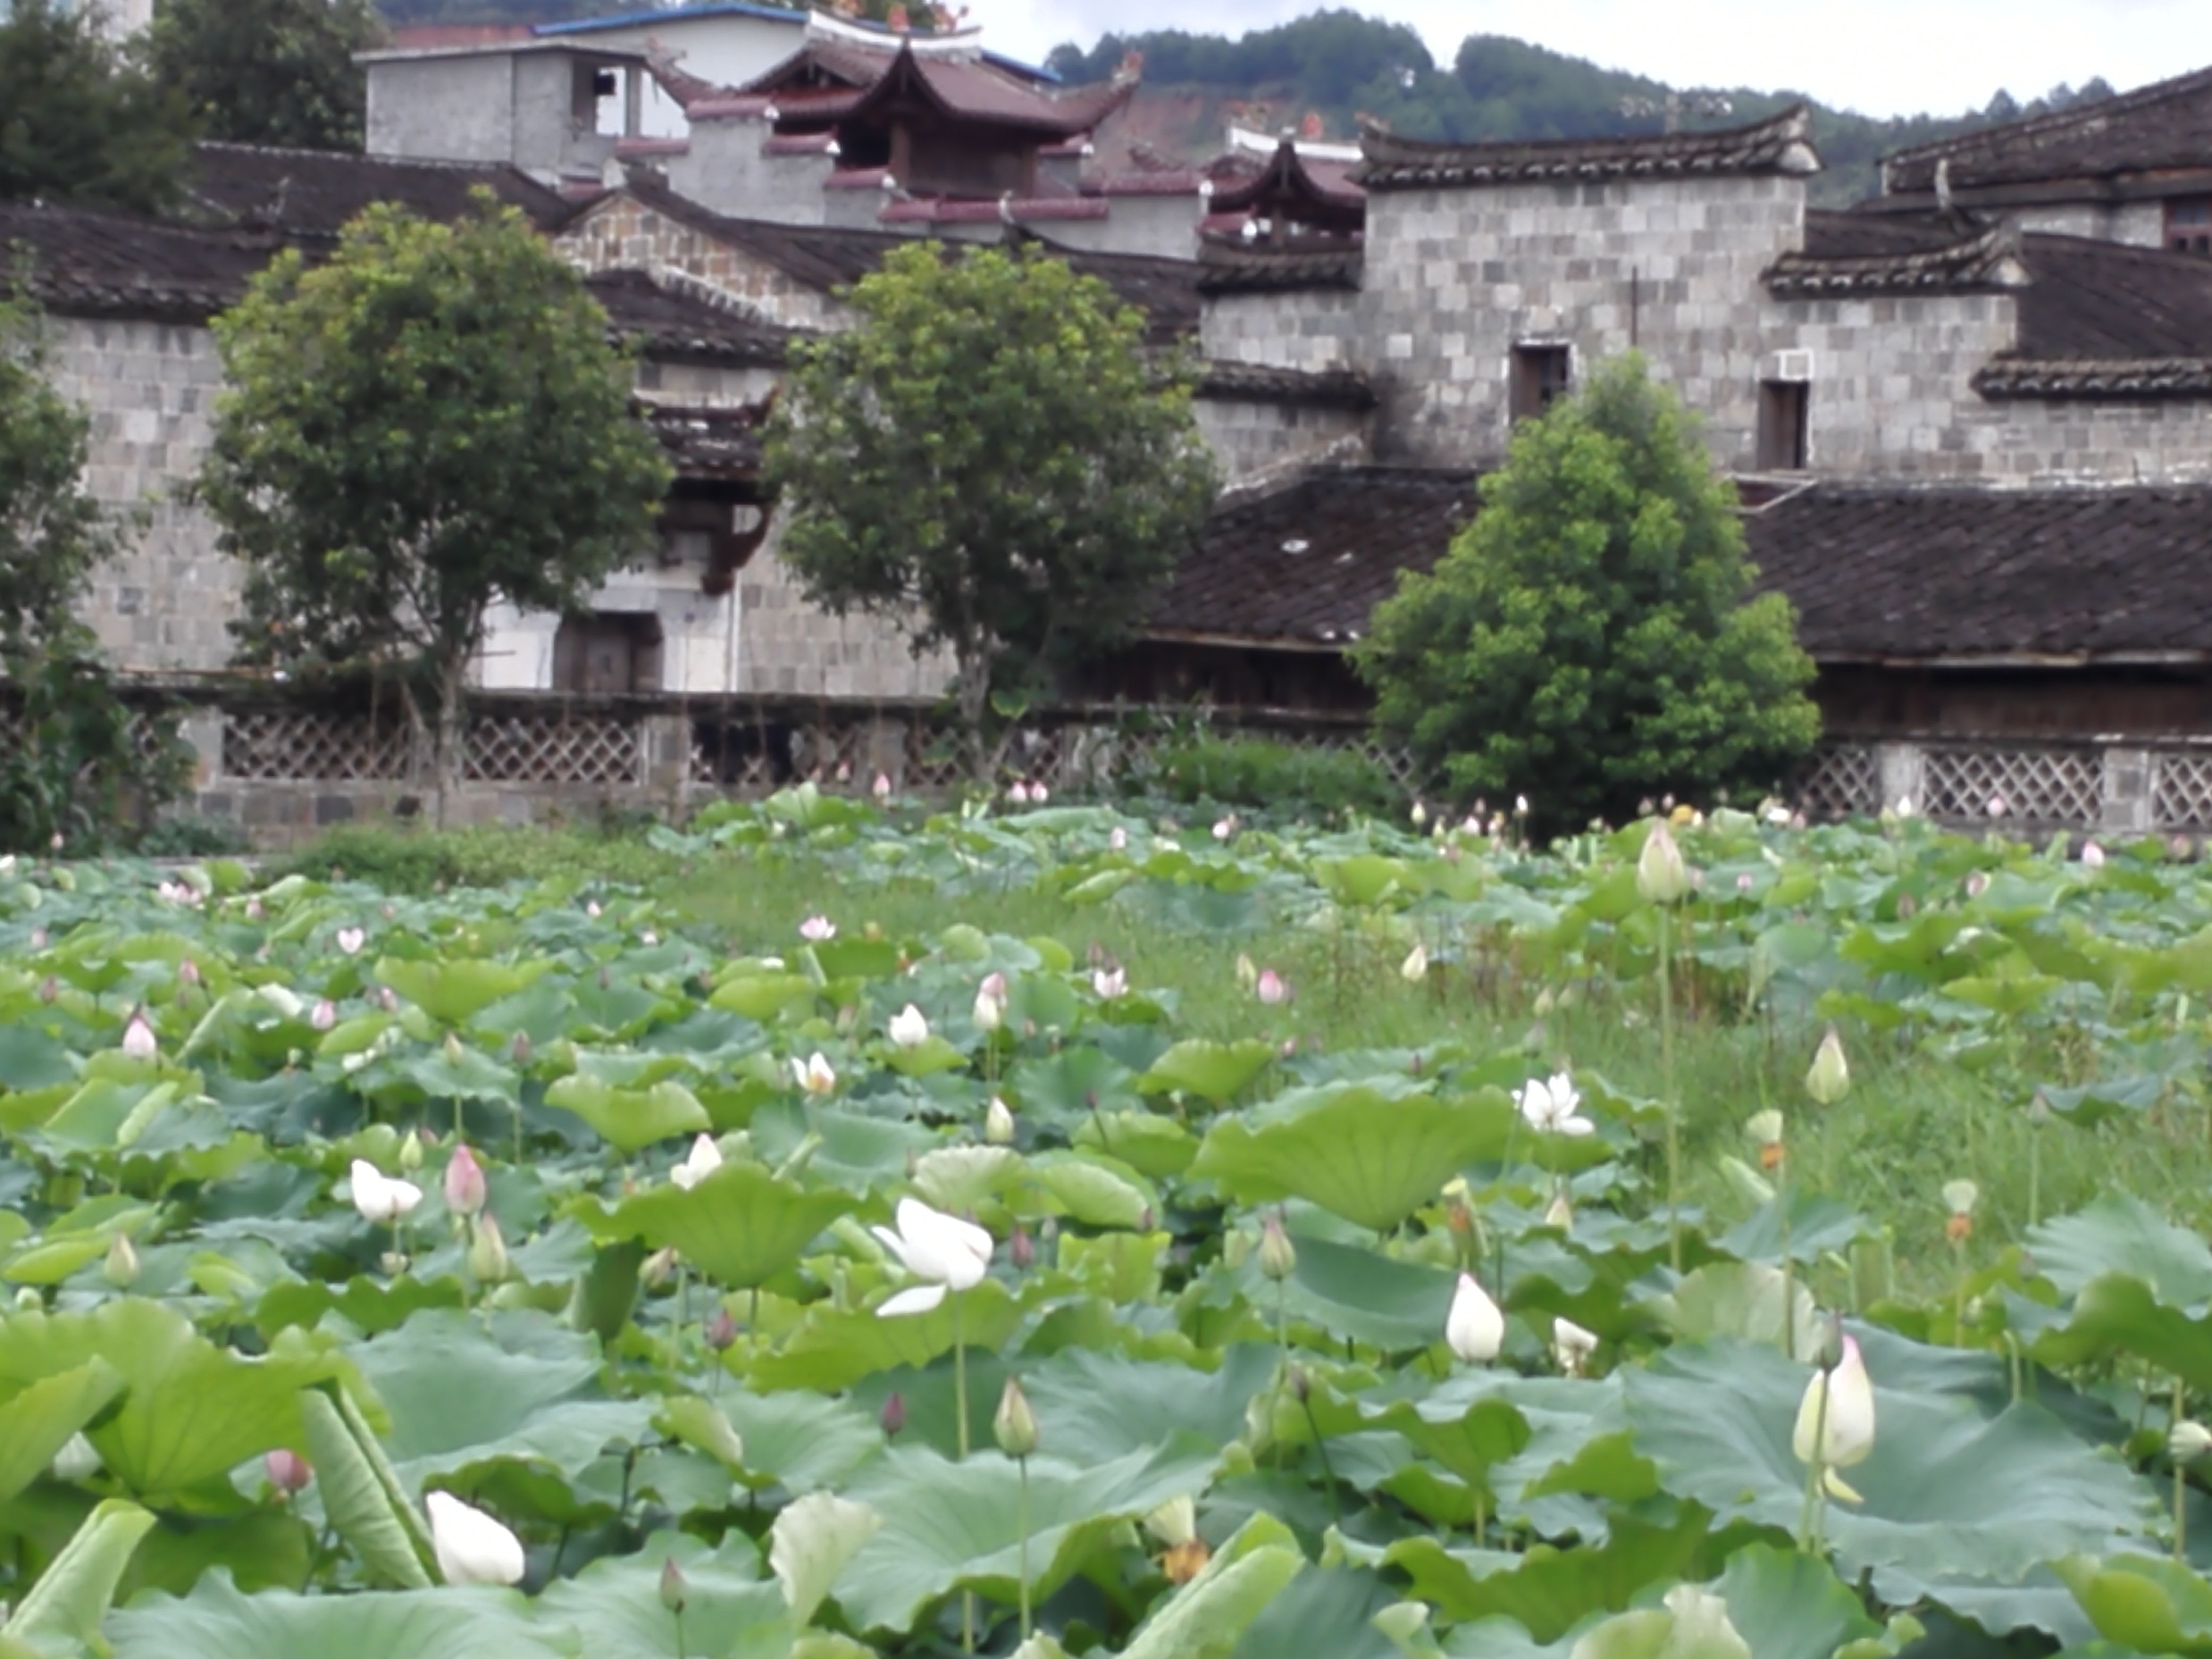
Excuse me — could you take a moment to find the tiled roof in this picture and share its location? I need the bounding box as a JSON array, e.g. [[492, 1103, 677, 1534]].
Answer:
[[1883, 66, 2212, 196], [1355, 104, 1821, 191], [2011, 233, 2212, 358], [1196, 239, 1363, 293], [182, 142, 572, 234], [1802, 210, 1974, 258], [1208, 140, 1364, 216], [1146, 467, 1477, 646], [644, 398, 775, 479], [1743, 483, 2212, 660], [1150, 467, 2212, 665], [1764, 221, 2027, 297], [582, 269, 791, 365], [1195, 361, 1373, 406], [715, 38, 1129, 138], [599, 179, 1201, 337], [879, 196, 1110, 224]]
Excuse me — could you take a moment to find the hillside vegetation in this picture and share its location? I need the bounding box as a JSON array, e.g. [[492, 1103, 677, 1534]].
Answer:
[[1049, 9, 2117, 205]]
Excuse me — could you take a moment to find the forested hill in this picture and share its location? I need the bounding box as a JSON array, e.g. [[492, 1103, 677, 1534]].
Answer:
[[1047, 11, 2116, 206]]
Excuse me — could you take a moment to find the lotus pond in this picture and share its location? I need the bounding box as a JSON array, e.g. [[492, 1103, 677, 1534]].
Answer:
[[14, 793, 2212, 1657]]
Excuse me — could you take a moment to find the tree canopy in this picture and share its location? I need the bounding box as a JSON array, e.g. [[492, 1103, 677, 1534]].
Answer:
[[196, 198, 671, 820], [1353, 356, 1820, 834], [0, 0, 196, 214], [764, 240, 1217, 776], [145, 0, 388, 154]]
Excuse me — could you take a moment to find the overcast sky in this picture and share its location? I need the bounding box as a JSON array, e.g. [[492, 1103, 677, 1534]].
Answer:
[[984, 0, 2212, 119]]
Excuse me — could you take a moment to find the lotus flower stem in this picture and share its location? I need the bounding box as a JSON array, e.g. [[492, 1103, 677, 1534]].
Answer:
[[953, 1293, 970, 1460], [1796, 1371, 1831, 1554], [2027, 1122, 2041, 1228], [1016, 1455, 1033, 1639], [2177, 1377, 2190, 1563], [1658, 906, 1682, 1273], [1299, 1393, 1343, 1526], [1779, 1177, 1795, 1363]]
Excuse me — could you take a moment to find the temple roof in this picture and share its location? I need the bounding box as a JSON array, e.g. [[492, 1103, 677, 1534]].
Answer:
[[1354, 104, 1821, 191], [1764, 221, 2029, 297], [1882, 66, 2212, 199], [1196, 239, 1363, 293], [1208, 138, 1364, 218]]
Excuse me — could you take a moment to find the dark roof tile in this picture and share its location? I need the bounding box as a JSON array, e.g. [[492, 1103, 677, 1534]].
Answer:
[[1355, 104, 1820, 191], [1883, 67, 2212, 195], [183, 141, 569, 234], [2012, 232, 2212, 358]]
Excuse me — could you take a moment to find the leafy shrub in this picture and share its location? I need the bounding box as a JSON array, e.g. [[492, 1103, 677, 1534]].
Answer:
[[1152, 733, 1405, 818], [136, 812, 251, 858], [272, 823, 681, 893]]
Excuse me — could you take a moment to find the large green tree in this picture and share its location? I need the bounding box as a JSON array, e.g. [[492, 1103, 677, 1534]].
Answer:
[[764, 240, 1217, 776], [0, 292, 179, 849], [1354, 355, 1819, 835], [145, 0, 387, 153], [0, 0, 196, 213], [196, 198, 671, 823]]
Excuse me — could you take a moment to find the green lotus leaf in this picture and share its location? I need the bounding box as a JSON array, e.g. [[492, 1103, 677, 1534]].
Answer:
[[2053, 1553, 2212, 1655], [771, 1492, 884, 1626], [543, 1074, 709, 1152], [535, 1530, 793, 1659], [1193, 1090, 1518, 1231], [0, 1356, 125, 1505], [5, 1498, 156, 1654], [373, 957, 547, 1026], [1138, 1039, 1279, 1104], [106, 1573, 567, 1659], [585, 1160, 852, 1287], [1118, 1512, 1304, 1659], [833, 1438, 1218, 1634], [748, 1279, 1023, 1394], [719, 1389, 883, 1495], [1624, 1336, 2156, 1585]]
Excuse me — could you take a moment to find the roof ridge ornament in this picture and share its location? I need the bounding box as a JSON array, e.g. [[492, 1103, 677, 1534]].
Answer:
[[1353, 102, 1821, 190]]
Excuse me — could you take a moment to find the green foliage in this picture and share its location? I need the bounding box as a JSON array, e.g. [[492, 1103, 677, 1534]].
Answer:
[[196, 198, 671, 820], [0, 0, 196, 213], [1149, 732, 1404, 818], [1045, 13, 2108, 205], [145, 0, 387, 152], [270, 823, 681, 892], [0, 293, 183, 853], [764, 240, 1216, 775], [1354, 355, 1819, 835]]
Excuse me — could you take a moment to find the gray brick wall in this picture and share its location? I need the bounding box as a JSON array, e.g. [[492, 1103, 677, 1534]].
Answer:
[[1194, 393, 1368, 479], [49, 316, 241, 672]]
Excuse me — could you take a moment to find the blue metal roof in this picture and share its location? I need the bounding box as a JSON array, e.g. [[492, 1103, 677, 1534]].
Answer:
[[534, 3, 806, 38]]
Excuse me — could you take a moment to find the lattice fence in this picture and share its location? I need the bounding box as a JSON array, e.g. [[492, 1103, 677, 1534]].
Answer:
[[465, 712, 641, 785], [222, 708, 409, 782], [1795, 743, 1880, 822], [1921, 745, 2102, 824], [2155, 751, 2212, 831]]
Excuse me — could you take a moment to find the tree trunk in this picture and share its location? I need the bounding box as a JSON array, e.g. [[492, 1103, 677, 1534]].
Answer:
[[955, 643, 992, 786], [432, 644, 470, 830]]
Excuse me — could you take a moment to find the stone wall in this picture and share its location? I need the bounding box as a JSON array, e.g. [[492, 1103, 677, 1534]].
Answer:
[[1357, 173, 1808, 466], [1193, 390, 1369, 482], [1960, 396, 2212, 485], [48, 316, 239, 673], [556, 194, 846, 329], [366, 55, 517, 170], [2007, 200, 2165, 246], [733, 541, 952, 699], [666, 122, 839, 225], [1762, 290, 2020, 479], [1199, 287, 1362, 372]]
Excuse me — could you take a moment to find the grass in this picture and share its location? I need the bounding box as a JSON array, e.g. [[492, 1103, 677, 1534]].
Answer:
[[667, 843, 2212, 1300]]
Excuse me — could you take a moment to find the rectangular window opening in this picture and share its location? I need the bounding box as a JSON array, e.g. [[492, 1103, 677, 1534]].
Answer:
[[1756, 379, 1809, 472], [2166, 196, 2212, 254], [1510, 343, 1571, 422]]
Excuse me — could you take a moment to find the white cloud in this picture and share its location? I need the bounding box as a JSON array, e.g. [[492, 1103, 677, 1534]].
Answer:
[[986, 0, 2212, 120]]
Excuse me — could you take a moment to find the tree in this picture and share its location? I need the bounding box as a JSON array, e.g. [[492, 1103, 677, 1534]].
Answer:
[[764, 240, 1217, 777], [144, 0, 387, 153], [196, 198, 671, 824], [1353, 355, 1819, 835], [0, 0, 196, 213], [0, 292, 182, 850]]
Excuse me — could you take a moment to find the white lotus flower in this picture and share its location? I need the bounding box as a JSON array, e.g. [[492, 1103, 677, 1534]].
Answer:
[[120, 1009, 157, 1060], [1446, 1271, 1504, 1364], [873, 771, 892, 801], [1553, 1317, 1598, 1375], [1008, 782, 1032, 806], [1400, 943, 1428, 983], [1211, 816, 1235, 842], [985, 1095, 1016, 1145], [887, 1004, 930, 1048], [800, 915, 836, 942], [1792, 1335, 1877, 1502], [2081, 840, 2106, 869], [794, 1052, 837, 1094], [1109, 826, 1128, 851], [672, 1133, 723, 1191], [1029, 782, 1049, 804], [348, 1159, 422, 1225], [336, 926, 366, 956], [1516, 1071, 1594, 1136], [311, 999, 338, 1032], [872, 1197, 993, 1317], [426, 1490, 526, 1586], [973, 973, 1007, 1032], [1092, 967, 1126, 1000]]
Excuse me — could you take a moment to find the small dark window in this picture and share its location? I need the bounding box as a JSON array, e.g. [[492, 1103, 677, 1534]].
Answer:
[[1757, 380, 1809, 471], [1510, 343, 1571, 422], [2167, 196, 2212, 254], [554, 611, 664, 694]]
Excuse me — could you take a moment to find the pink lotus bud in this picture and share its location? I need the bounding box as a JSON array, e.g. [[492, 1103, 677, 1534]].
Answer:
[[873, 772, 892, 801], [378, 986, 399, 1012], [1008, 781, 1030, 806], [336, 926, 366, 956], [266, 1448, 312, 1495], [178, 958, 201, 987], [445, 1146, 487, 1217], [1009, 1225, 1035, 1269], [311, 999, 337, 1031], [120, 1009, 157, 1061], [1256, 969, 1288, 1006], [510, 1030, 532, 1065], [881, 1392, 907, 1436], [705, 1306, 739, 1351], [38, 975, 58, 1004], [1109, 826, 1127, 851]]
